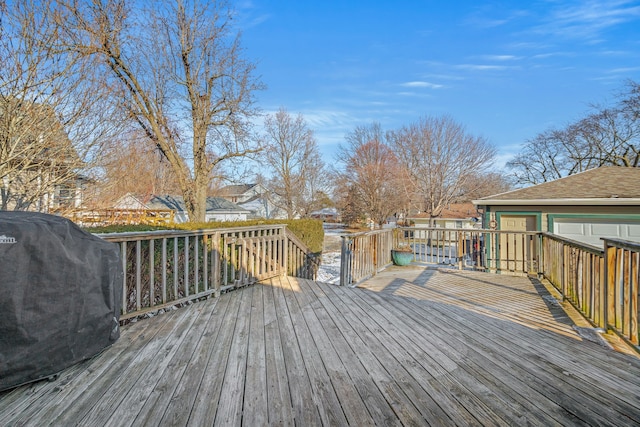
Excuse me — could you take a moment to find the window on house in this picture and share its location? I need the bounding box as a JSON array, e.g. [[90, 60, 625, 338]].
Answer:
[[56, 187, 74, 207]]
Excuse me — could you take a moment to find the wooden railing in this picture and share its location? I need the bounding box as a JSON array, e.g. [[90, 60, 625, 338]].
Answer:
[[541, 233, 606, 327], [339, 229, 394, 286], [286, 231, 321, 279], [396, 227, 541, 274], [339, 227, 541, 286], [58, 208, 176, 226], [541, 234, 639, 346], [99, 225, 319, 321], [339, 227, 639, 348], [603, 238, 639, 346]]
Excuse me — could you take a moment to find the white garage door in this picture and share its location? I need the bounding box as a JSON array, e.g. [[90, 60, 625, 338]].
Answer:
[[553, 218, 640, 247]]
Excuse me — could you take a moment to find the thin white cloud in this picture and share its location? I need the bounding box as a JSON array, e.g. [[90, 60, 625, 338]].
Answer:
[[465, 8, 531, 29], [506, 41, 552, 50], [598, 50, 636, 56], [297, 110, 356, 129], [536, 0, 640, 40], [606, 66, 640, 73], [478, 55, 522, 61], [420, 72, 466, 82], [530, 51, 574, 59], [397, 91, 435, 98], [246, 14, 271, 28], [400, 81, 444, 89], [236, 1, 271, 29], [456, 64, 514, 71]]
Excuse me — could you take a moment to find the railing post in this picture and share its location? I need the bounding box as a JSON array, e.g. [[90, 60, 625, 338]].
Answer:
[[120, 241, 127, 316], [340, 236, 351, 286], [537, 233, 543, 278], [605, 242, 616, 333], [282, 227, 288, 277], [373, 233, 379, 272], [213, 232, 221, 298], [457, 231, 463, 270]]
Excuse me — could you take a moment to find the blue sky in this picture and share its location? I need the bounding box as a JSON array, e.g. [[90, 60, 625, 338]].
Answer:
[[237, 1, 640, 170]]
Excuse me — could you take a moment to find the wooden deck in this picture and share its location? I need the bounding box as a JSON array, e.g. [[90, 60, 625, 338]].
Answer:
[[2, 267, 640, 426]]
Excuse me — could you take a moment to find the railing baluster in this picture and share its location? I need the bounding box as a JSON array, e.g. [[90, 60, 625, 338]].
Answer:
[[194, 236, 199, 294], [184, 236, 189, 297], [203, 235, 208, 292], [162, 238, 167, 304], [149, 239, 155, 307], [136, 240, 141, 311], [121, 241, 127, 316]]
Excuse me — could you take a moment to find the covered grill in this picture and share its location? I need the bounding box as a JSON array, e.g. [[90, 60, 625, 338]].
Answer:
[[0, 212, 122, 391]]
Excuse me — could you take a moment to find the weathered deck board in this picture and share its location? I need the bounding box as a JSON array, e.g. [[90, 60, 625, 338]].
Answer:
[[269, 277, 322, 426], [1, 267, 640, 426], [262, 278, 295, 426], [353, 278, 598, 424], [152, 292, 234, 426]]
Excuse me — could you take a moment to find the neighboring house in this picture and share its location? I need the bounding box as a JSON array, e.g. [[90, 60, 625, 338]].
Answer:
[[409, 202, 481, 229], [52, 175, 91, 210], [0, 98, 85, 212], [218, 183, 285, 219], [116, 194, 251, 223], [219, 183, 265, 204], [473, 166, 640, 247], [310, 207, 340, 222]]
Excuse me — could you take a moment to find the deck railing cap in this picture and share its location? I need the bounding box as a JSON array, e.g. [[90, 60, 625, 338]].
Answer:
[[95, 224, 288, 241]]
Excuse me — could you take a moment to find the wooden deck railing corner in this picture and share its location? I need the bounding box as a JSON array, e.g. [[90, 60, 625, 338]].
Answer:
[[98, 224, 318, 321], [602, 238, 640, 346], [338, 226, 640, 351]]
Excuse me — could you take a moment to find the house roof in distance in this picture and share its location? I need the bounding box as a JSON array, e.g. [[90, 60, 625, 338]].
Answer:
[[219, 183, 259, 196], [409, 202, 479, 219], [474, 166, 640, 206], [148, 195, 250, 213]]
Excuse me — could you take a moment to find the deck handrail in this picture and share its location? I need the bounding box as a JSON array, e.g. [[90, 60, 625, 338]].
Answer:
[[339, 227, 542, 286], [339, 229, 393, 286], [603, 238, 640, 346], [540, 232, 606, 328], [285, 230, 321, 279], [98, 224, 318, 321], [339, 226, 639, 349]]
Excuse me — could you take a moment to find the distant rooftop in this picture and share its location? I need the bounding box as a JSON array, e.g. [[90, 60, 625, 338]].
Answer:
[[148, 195, 249, 212], [219, 183, 258, 196], [475, 166, 640, 204]]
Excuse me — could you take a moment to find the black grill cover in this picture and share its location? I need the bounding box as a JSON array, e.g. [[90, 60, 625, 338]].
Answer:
[[0, 212, 122, 391]]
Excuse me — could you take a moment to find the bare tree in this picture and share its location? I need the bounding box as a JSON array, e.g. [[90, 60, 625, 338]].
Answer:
[[57, 0, 263, 222], [461, 172, 512, 200], [0, 0, 113, 211], [94, 132, 181, 206], [508, 80, 640, 185], [505, 128, 576, 185], [388, 115, 496, 224], [333, 175, 365, 226], [337, 123, 409, 227], [262, 108, 328, 219]]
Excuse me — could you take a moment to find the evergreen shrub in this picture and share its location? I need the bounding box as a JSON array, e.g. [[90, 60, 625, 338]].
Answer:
[[87, 218, 324, 254]]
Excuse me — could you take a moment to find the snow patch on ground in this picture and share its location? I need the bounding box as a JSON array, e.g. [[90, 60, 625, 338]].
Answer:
[[316, 250, 341, 284], [316, 226, 345, 285]]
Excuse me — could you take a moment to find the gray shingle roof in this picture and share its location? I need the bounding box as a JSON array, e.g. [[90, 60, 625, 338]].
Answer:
[[148, 195, 249, 212], [219, 183, 257, 196], [478, 167, 640, 201]]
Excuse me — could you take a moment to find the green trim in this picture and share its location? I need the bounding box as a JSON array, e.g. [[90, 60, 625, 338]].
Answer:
[[547, 213, 640, 232], [495, 211, 542, 231], [481, 206, 490, 229]]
